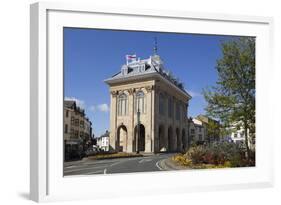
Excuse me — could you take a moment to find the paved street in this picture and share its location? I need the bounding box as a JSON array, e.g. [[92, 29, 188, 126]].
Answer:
[[64, 153, 177, 176]]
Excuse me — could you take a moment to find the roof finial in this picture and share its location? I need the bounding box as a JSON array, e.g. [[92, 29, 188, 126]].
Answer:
[[153, 37, 158, 55]]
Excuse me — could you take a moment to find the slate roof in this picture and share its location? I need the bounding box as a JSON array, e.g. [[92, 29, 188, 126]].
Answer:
[[64, 100, 85, 115], [64, 100, 76, 109], [105, 54, 187, 94]]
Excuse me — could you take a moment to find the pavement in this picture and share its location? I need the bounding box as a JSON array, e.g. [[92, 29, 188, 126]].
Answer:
[[64, 153, 182, 176]]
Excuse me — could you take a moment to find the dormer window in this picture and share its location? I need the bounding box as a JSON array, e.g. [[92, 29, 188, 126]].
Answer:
[[121, 66, 128, 75], [138, 64, 145, 72], [145, 64, 150, 70]]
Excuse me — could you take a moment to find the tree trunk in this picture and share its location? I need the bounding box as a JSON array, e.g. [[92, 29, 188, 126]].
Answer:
[[244, 121, 250, 160]]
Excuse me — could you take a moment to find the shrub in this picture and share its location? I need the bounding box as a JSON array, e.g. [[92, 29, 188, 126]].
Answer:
[[172, 154, 192, 166], [182, 141, 249, 167], [171, 141, 254, 168], [185, 145, 206, 164]]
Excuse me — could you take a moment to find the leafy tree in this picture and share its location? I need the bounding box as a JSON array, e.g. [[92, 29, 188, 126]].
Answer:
[[203, 37, 255, 158], [206, 120, 220, 143]]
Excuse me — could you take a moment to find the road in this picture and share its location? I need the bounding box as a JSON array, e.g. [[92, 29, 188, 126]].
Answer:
[[64, 153, 176, 176]]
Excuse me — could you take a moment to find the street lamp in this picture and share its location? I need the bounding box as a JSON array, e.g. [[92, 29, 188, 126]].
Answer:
[[136, 108, 140, 154]]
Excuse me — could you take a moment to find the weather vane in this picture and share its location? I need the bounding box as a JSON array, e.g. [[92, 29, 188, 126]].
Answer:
[[153, 37, 158, 55]]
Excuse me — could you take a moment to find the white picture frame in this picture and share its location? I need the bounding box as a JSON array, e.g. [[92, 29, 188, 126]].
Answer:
[[30, 2, 274, 202]]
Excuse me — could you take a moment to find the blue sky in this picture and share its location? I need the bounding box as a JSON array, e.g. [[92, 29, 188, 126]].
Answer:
[[64, 28, 238, 137]]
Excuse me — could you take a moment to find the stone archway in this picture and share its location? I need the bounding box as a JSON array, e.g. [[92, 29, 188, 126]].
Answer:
[[158, 125, 165, 152], [168, 126, 173, 152], [117, 125, 127, 152], [182, 129, 186, 151], [176, 128, 181, 151], [134, 124, 145, 152]]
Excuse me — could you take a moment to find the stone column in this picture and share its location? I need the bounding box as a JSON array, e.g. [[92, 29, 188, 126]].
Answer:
[[186, 101, 190, 149], [154, 86, 159, 152], [109, 90, 118, 151], [172, 97, 176, 152], [164, 125, 168, 151], [127, 88, 134, 152], [144, 85, 154, 153], [151, 86, 155, 153], [163, 91, 169, 151]]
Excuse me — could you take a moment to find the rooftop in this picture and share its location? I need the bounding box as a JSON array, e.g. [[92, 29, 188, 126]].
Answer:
[[97, 130, 110, 139], [196, 115, 219, 124], [105, 54, 189, 95], [64, 100, 85, 115]]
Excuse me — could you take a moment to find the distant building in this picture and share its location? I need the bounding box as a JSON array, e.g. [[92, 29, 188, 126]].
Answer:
[[196, 115, 220, 142], [64, 100, 92, 160], [96, 130, 110, 151], [188, 115, 221, 145], [230, 128, 245, 144], [227, 122, 255, 150], [188, 118, 207, 144], [105, 52, 191, 153]]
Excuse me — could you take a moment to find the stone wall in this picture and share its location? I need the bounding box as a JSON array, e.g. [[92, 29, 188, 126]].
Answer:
[[108, 77, 190, 153]]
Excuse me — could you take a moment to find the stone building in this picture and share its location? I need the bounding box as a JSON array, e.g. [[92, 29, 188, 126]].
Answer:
[[64, 100, 92, 160], [105, 53, 191, 153], [188, 117, 207, 144], [96, 130, 110, 151], [196, 115, 220, 142], [227, 122, 255, 150]]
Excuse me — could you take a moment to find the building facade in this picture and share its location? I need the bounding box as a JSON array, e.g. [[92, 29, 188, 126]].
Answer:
[[105, 54, 191, 153], [228, 122, 255, 150], [196, 115, 220, 142], [64, 100, 92, 160], [230, 128, 245, 144], [96, 130, 110, 151], [188, 118, 207, 144]]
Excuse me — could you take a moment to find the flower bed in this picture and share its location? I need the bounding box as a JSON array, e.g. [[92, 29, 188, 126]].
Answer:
[[172, 142, 254, 169], [87, 152, 143, 160]]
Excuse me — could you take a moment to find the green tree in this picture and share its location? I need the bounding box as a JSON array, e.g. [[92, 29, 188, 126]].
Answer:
[[203, 37, 255, 158], [206, 120, 220, 143]]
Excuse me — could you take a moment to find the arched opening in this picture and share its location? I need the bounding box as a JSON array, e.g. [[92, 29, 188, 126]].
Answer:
[[182, 129, 186, 151], [176, 128, 181, 151], [134, 124, 145, 152], [158, 125, 165, 152], [159, 93, 165, 116], [117, 125, 127, 152], [168, 126, 173, 152]]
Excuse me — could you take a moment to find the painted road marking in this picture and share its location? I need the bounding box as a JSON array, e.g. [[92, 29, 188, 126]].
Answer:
[[65, 165, 77, 169], [64, 165, 109, 173], [156, 159, 164, 171], [139, 159, 153, 163]]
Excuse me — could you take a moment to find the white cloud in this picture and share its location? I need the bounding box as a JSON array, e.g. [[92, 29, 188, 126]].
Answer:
[[186, 90, 202, 98], [97, 104, 110, 112], [65, 97, 85, 108], [90, 103, 110, 113]]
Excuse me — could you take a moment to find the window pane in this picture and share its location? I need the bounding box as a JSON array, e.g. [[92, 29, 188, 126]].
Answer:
[[136, 91, 145, 114], [121, 100, 125, 115], [159, 94, 165, 115], [118, 94, 127, 116]]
